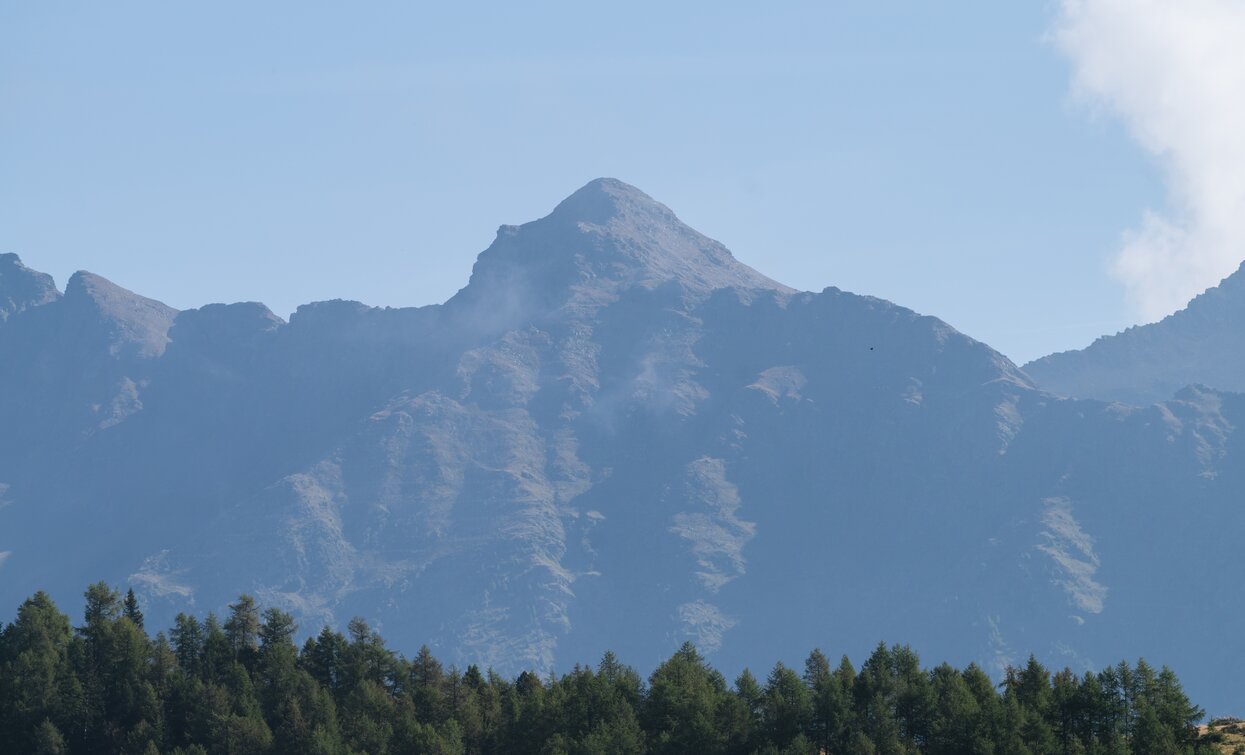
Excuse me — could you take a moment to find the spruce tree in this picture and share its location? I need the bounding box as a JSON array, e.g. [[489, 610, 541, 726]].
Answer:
[[224, 595, 260, 666], [122, 589, 144, 631]]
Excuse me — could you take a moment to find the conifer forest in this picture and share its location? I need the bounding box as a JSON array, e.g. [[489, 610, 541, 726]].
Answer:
[[0, 584, 1222, 754]]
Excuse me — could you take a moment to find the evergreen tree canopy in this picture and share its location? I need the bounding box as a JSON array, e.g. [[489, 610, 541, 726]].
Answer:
[[0, 583, 1220, 754]]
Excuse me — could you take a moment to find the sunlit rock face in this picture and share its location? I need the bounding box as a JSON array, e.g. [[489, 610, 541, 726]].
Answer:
[[1, 179, 1243, 712]]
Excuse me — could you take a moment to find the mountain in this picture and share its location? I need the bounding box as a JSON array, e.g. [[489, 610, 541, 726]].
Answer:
[[1024, 262, 1245, 404], [1, 179, 1243, 712]]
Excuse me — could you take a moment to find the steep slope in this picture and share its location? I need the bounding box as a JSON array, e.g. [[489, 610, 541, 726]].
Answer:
[[0, 180, 1242, 712], [1024, 261, 1245, 404], [0, 269, 178, 605], [0, 269, 176, 459]]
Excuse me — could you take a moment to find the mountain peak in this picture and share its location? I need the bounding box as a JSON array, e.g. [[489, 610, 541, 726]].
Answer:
[[545, 177, 679, 227], [449, 179, 789, 320], [64, 271, 179, 358]]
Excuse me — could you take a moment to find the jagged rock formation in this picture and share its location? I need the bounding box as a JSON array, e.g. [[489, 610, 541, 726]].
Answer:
[[1, 180, 1242, 711], [0, 253, 60, 321], [1025, 261, 1245, 404]]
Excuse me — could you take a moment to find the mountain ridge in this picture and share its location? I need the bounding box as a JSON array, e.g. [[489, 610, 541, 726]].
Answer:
[[1025, 260, 1245, 404], [1, 179, 1243, 711]]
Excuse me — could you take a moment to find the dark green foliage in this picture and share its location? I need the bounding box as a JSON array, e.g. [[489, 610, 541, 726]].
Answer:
[[761, 661, 811, 749], [224, 595, 260, 670], [122, 589, 144, 632], [643, 641, 730, 753], [0, 584, 1220, 753]]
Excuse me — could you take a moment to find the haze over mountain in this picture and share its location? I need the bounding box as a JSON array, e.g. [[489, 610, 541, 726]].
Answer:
[[1025, 261, 1245, 405], [1, 179, 1242, 712]]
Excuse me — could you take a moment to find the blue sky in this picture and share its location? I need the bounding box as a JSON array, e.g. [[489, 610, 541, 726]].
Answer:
[[0, 2, 1203, 363]]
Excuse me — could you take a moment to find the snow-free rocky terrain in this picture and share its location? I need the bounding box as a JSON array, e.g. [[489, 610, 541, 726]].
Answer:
[[1, 180, 1242, 710], [1025, 260, 1245, 405]]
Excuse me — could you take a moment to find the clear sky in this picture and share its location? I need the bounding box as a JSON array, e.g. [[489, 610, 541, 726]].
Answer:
[[4, 1, 1229, 364]]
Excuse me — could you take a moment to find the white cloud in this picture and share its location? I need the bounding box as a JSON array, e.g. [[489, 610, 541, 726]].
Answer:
[[1054, 0, 1245, 320]]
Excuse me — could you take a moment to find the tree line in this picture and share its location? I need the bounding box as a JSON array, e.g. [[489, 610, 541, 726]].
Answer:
[[0, 583, 1219, 754]]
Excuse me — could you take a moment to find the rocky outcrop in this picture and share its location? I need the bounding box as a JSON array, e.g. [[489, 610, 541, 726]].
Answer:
[[0, 253, 59, 322]]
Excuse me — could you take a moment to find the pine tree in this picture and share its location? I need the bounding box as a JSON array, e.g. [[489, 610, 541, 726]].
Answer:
[[762, 661, 812, 749], [928, 662, 982, 755], [256, 608, 299, 721], [301, 626, 348, 700], [224, 595, 260, 667], [892, 644, 934, 748], [854, 642, 901, 752], [0, 593, 78, 753], [122, 589, 144, 631], [171, 614, 206, 679], [1005, 656, 1056, 754], [803, 648, 834, 753], [32, 719, 67, 755], [201, 613, 232, 683], [643, 642, 730, 754], [410, 644, 444, 723], [724, 669, 763, 753], [1153, 665, 1202, 741]]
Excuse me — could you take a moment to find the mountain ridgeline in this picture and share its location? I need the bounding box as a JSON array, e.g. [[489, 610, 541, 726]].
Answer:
[[0, 180, 1242, 712], [1024, 261, 1245, 404]]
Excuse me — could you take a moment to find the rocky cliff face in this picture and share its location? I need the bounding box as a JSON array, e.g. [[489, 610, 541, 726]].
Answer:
[[1, 180, 1242, 711], [1025, 261, 1245, 405]]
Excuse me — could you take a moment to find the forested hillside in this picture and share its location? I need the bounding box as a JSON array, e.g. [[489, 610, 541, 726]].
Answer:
[[0, 585, 1217, 754]]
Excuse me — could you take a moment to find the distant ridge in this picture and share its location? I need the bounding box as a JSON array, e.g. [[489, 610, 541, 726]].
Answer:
[[1024, 261, 1245, 404]]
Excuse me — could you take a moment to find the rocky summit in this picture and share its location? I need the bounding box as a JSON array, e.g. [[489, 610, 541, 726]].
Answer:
[[1, 179, 1243, 711]]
